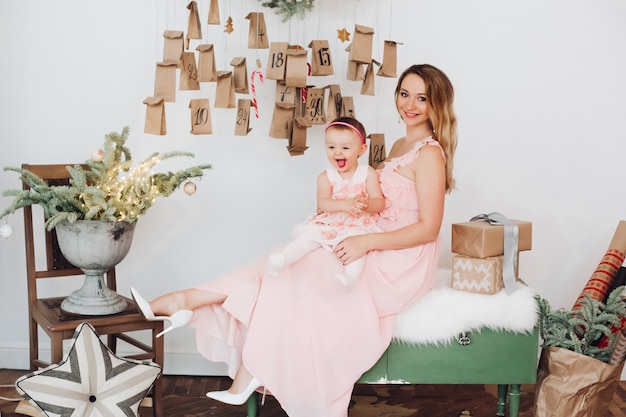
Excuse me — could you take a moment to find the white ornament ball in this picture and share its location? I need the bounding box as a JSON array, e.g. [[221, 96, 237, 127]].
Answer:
[[183, 182, 197, 195], [92, 149, 104, 162], [0, 224, 13, 239]]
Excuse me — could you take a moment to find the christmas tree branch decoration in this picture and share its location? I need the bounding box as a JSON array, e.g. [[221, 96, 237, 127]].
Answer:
[[0, 127, 212, 230], [537, 286, 626, 363], [259, 0, 315, 22]]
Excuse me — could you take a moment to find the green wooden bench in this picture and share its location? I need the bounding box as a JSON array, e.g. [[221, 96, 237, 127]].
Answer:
[[245, 326, 539, 417], [245, 274, 540, 417], [357, 327, 539, 417]]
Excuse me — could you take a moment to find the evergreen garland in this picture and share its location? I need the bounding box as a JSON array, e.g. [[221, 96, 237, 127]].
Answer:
[[537, 286, 626, 363], [0, 127, 211, 230], [259, 0, 315, 22]]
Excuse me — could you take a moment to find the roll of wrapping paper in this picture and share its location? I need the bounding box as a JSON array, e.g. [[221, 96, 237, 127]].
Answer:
[[572, 221, 626, 310]]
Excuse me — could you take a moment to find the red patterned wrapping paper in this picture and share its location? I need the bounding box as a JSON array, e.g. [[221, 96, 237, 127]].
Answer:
[[573, 221, 626, 350], [572, 221, 626, 310]]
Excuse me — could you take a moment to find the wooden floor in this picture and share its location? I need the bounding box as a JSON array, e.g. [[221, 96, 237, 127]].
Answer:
[[1, 368, 626, 416]]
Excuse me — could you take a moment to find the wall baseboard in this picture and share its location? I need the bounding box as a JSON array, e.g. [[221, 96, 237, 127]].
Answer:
[[0, 344, 228, 376]]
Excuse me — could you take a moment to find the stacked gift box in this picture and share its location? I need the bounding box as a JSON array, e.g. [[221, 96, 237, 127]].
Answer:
[[450, 215, 532, 294]]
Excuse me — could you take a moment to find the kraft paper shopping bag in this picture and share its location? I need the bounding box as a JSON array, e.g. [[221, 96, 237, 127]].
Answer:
[[143, 96, 166, 135], [189, 98, 212, 135], [368, 133, 386, 169]]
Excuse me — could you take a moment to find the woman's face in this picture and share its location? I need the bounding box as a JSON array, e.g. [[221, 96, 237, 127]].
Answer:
[[396, 73, 430, 129]]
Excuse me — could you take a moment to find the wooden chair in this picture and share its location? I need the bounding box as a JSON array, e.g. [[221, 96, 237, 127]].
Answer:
[[21, 163, 164, 417]]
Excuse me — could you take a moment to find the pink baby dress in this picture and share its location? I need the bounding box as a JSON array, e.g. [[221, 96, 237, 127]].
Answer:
[[292, 164, 380, 248]]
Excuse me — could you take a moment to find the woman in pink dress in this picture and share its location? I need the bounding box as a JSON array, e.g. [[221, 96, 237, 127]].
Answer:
[[131, 63, 458, 417]]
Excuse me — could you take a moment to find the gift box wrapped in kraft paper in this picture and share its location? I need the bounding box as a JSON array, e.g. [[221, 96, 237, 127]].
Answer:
[[451, 217, 532, 259], [451, 254, 521, 295]]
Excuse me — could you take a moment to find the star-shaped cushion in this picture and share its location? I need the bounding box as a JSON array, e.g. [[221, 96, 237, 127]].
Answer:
[[15, 322, 161, 417]]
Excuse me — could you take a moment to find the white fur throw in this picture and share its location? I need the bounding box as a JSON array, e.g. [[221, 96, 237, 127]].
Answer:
[[392, 269, 538, 345]]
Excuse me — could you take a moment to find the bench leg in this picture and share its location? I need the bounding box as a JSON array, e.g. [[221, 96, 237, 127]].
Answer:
[[496, 384, 522, 417], [508, 384, 521, 417], [246, 392, 258, 417], [497, 384, 508, 416]]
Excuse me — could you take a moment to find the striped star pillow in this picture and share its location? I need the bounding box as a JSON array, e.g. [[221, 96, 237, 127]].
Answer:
[[16, 322, 161, 417]]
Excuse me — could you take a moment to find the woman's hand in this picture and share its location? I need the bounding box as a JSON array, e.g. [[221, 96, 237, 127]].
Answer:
[[334, 234, 370, 265]]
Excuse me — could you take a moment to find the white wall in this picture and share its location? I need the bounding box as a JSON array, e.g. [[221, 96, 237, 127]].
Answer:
[[1, 0, 625, 376]]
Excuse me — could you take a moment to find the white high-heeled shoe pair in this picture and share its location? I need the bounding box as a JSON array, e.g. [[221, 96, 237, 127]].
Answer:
[[132, 287, 265, 406], [206, 376, 265, 406], [130, 287, 193, 338]]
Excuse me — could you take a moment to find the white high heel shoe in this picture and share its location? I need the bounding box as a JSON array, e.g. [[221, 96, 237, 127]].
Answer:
[[130, 287, 193, 338], [206, 376, 265, 406]]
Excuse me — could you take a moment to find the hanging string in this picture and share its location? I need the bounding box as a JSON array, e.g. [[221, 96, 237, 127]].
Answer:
[[255, 0, 262, 67], [388, 0, 394, 40], [222, 0, 230, 69]]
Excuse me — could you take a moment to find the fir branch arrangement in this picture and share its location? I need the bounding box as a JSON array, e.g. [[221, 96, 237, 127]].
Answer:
[[259, 0, 315, 22], [537, 286, 626, 363], [0, 127, 211, 230]]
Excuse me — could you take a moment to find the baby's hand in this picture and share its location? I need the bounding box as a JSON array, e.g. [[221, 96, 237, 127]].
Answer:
[[349, 192, 369, 216]]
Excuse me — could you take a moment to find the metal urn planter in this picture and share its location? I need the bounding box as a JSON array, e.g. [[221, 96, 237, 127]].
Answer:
[[55, 220, 136, 315]]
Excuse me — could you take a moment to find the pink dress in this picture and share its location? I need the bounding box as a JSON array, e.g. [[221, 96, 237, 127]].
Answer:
[[190, 137, 443, 417], [293, 164, 380, 248]]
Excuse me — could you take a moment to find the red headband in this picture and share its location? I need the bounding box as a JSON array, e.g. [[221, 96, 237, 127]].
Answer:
[[325, 121, 365, 144]]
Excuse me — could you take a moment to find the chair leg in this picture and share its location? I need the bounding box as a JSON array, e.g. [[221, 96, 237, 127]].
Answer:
[[29, 319, 38, 371], [152, 323, 165, 417], [50, 334, 64, 365]]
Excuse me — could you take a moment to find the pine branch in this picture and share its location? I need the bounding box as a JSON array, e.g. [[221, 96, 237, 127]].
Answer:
[[537, 287, 626, 362], [1, 127, 212, 229], [259, 0, 315, 22]]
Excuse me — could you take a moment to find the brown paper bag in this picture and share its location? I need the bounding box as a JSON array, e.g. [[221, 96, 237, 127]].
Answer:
[[325, 84, 343, 120], [266, 42, 289, 80], [163, 30, 184, 65], [348, 24, 374, 64], [304, 87, 326, 125], [285, 46, 308, 87], [196, 44, 217, 82], [340, 96, 356, 118], [186, 1, 202, 49], [154, 62, 177, 102], [207, 0, 220, 24], [179, 52, 200, 90], [230, 57, 249, 94], [276, 82, 297, 106], [368, 133, 386, 169], [361, 60, 380, 96], [235, 99, 252, 136], [308, 40, 333, 76], [269, 102, 296, 139], [377, 40, 402, 77], [215, 71, 236, 108], [246, 12, 269, 49], [189, 98, 212, 135], [534, 347, 624, 417], [346, 59, 366, 81], [288, 117, 311, 155], [143, 96, 166, 135]]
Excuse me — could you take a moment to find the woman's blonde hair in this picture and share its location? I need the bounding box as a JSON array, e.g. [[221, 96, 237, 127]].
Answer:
[[395, 64, 458, 193]]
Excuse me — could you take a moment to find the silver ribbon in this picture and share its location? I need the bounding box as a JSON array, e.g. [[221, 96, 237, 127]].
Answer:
[[469, 212, 519, 294]]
